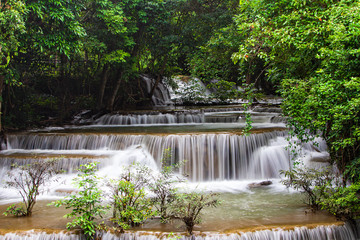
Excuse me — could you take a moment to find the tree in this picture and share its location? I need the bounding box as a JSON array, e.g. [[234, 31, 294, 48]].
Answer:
[[234, 0, 360, 177], [4, 158, 60, 216], [0, 0, 26, 131], [51, 162, 107, 240]]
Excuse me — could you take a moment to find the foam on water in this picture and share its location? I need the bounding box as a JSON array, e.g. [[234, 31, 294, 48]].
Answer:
[[0, 223, 357, 240]]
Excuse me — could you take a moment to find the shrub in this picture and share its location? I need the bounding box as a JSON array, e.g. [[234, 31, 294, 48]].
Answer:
[[282, 166, 360, 221], [317, 182, 360, 221], [109, 179, 155, 230]]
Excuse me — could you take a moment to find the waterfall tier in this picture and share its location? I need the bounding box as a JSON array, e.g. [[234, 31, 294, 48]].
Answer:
[[0, 104, 341, 238], [4, 131, 289, 181], [91, 111, 284, 125], [0, 223, 357, 240]]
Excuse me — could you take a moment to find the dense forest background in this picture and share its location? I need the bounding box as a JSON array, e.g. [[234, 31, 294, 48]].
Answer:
[[1, 0, 242, 129]]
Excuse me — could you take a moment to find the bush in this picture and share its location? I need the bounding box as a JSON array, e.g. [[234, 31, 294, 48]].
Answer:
[[317, 182, 360, 221], [282, 166, 360, 221], [109, 179, 155, 230]]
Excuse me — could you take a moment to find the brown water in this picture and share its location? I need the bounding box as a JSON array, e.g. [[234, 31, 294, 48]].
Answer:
[[0, 192, 339, 233]]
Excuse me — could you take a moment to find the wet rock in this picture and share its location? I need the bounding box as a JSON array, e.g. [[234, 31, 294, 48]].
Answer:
[[309, 154, 330, 163], [248, 180, 273, 188]]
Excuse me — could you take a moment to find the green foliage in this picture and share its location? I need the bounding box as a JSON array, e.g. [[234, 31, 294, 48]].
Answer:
[[25, 0, 86, 57], [282, 166, 360, 220], [0, 0, 26, 70], [4, 158, 61, 217], [175, 0, 238, 73], [189, 25, 241, 84], [51, 162, 107, 240], [0, 0, 247, 129], [281, 72, 360, 173], [344, 158, 360, 183], [171, 191, 219, 235], [317, 182, 360, 221], [207, 80, 238, 102], [108, 163, 154, 230], [3, 204, 27, 217], [109, 178, 155, 230], [234, 0, 360, 175], [281, 167, 333, 209]]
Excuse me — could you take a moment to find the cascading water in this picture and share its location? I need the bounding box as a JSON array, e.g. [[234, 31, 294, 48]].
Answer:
[[0, 223, 357, 240], [94, 113, 205, 125], [0, 105, 352, 240], [90, 108, 284, 126], [3, 131, 289, 181], [141, 75, 173, 107]]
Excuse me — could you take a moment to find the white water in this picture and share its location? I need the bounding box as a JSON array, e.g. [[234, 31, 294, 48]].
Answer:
[[91, 110, 283, 126], [0, 223, 357, 240], [141, 75, 173, 107], [94, 113, 205, 125], [4, 131, 290, 181], [0, 130, 330, 206]]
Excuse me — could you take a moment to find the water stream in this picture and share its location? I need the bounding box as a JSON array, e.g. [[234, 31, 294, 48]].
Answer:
[[0, 106, 355, 239]]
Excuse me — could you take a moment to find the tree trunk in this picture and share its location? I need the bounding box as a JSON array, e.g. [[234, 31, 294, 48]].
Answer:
[[107, 70, 123, 111], [149, 56, 168, 99], [98, 64, 110, 110], [0, 74, 4, 133], [0, 74, 5, 151]]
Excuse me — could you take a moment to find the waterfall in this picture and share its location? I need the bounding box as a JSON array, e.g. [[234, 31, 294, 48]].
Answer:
[[0, 223, 357, 240], [141, 75, 173, 107], [4, 131, 288, 181], [94, 113, 205, 125], [91, 111, 285, 126], [0, 104, 348, 238]]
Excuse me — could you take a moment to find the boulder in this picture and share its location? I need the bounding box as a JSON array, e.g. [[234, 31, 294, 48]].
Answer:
[[248, 180, 273, 188]]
